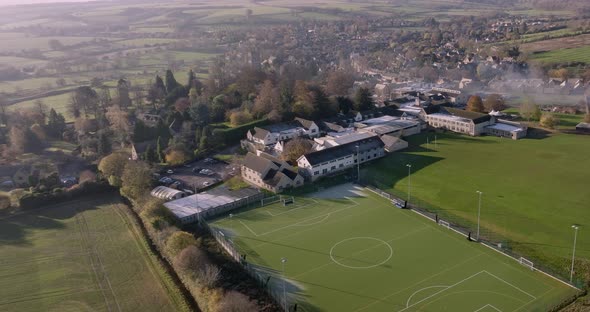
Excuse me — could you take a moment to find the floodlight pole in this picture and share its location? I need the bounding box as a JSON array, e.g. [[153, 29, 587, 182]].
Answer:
[[570, 225, 579, 283], [281, 257, 288, 312], [355, 145, 360, 183], [476, 191, 483, 241], [406, 164, 412, 204]]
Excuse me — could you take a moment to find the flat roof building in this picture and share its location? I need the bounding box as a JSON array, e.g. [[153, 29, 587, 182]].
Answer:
[[164, 187, 263, 224]]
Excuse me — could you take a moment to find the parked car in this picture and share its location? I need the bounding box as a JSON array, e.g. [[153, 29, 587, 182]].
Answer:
[[167, 169, 174, 174], [199, 169, 214, 176], [192, 167, 203, 173], [203, 181, 211, 187]]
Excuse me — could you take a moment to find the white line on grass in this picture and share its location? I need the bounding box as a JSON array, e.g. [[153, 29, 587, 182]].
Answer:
[[398, 271, 486, 312], [354, 253, 483, 311], [474, 304, 503, 312], [264, 198, 319, 217], [483, 270, 536, 299], [405, 285, 448, 308], [294, 226, 428, 279], [253, 197, 359, 237], [329, 237, 394, 269]]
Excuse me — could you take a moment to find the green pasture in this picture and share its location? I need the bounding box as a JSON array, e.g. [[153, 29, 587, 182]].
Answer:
[[531, 46, 590, 64], [211, 184, 577, 311], [365, 133, 590, 281], [0, 196, 177, 312]]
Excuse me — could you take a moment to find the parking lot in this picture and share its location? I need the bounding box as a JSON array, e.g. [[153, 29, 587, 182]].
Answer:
[[159, 158, 239, 192]]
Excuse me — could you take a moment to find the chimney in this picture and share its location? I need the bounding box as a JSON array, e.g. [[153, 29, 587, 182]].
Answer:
[[415, 97, 420, 107]]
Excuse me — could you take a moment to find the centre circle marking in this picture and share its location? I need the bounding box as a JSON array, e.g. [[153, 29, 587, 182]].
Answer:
[[329, 237, 393, 269]]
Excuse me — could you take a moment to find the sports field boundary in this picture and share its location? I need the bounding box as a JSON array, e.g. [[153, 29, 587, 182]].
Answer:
[[364, 185, 581, 292]]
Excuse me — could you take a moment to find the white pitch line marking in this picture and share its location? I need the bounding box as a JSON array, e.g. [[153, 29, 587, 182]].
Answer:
[[483, 270, 536, 300], [473, 304, 502, 312], [398, 271, 486, 312]]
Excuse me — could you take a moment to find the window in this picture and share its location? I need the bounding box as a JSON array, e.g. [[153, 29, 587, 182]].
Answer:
[[322, 169, 328, 174], [314, 171, 319, 175], [331, 166, 336, 170], [339, 164, 344, 168], [374, 153, 377, 158]]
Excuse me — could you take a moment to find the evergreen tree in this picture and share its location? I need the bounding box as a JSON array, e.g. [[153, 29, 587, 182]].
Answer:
[[117, 78, 131, 108], [46, 108, 66, 138], [155, 75, 166, 94], [97, 131, 111, 156], [144, 144, 157, 162], [187, 69, 196, 88], [165, 70, 179, 94], [194, 127, 202, 145], [199, 134, 209, 151], [132, 120, 146, 142], [353, 87, 375, 111], [156, 136, 164, 163], [189, 102, 210, 126]]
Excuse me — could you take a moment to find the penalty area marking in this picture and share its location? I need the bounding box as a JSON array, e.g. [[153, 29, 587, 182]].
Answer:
[[474, 304, 503, 312], [329, 237, 393, 269]]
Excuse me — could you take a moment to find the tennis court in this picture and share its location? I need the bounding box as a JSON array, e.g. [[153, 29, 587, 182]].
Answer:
[[210, 183, 577, 311]]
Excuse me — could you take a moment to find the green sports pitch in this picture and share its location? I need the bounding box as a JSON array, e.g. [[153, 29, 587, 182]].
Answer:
[[210, 184, 577, 311]]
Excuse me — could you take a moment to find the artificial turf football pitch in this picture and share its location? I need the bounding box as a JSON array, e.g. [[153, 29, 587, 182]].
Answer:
[[211, 183, 577, 312]]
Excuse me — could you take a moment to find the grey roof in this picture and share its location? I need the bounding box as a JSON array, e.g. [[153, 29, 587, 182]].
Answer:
[[251, 127, 270, 140], [380, 135, 406, 149], [444, 107, 492, 124], [320, 121, 346, 132], [242, 152, 272, 174], [151, 186, 184, 200], [164, 187, 260, 219], [294, 117, 315, 129], [302, 136, 385, 166]]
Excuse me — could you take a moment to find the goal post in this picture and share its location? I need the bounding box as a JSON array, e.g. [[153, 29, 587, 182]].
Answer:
[[519, 257, 534, 270], [261, 196, 280, 207], [281, 196, 295, 206]]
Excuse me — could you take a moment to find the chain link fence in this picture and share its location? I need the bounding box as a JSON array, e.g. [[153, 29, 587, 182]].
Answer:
[[200, 209, 294, 311], [363, 183, 586, 292]]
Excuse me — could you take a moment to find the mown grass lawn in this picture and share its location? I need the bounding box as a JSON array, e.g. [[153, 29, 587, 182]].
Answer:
[[365, 132, 590, 282], [0, 196, 180, 312]]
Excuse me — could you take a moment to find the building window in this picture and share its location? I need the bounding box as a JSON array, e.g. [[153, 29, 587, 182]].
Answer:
[[314, 171, 319, 175], [331, 166, 336, 170], [339, 164, 344, 168]]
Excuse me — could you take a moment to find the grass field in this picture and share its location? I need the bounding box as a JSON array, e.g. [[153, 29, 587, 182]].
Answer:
[[211, 184, 578, 311], [531, 46, 590, 64], [365, 133, 590, 280], [0, 196, 179, 312]]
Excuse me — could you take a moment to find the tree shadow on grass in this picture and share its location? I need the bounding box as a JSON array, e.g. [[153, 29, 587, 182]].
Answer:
[[0, 195, 117, 246]]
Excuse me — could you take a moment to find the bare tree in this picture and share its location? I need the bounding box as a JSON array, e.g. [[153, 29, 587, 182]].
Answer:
[[217, 291, 258, 312], [197, 264, 221, 288]]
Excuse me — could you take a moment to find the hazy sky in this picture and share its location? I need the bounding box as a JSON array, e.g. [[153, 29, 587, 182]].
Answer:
[[0, 0, 99, 6]]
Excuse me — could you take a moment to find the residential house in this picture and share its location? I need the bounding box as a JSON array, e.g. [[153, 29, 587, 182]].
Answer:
[[241, 153, 304, 193], [246, 118, 319, 146]]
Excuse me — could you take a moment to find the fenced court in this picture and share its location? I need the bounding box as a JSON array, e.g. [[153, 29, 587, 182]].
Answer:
[[209, 183, 578, 311]]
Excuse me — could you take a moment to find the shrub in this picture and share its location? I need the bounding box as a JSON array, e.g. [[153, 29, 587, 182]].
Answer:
[[216, 291, 258, 312], [165, 231, 198, 257], [540, 114, 559, 129], [197, 264, 221, 289], [0, 192, 11, 210], [173, 245, 208, 274]]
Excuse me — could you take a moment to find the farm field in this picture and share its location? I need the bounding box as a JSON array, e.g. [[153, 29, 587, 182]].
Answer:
[[211, 184, 578, 311], [0, 195, 179, 312], [531, 46, 590, 64], [365, 133, 590, 281]]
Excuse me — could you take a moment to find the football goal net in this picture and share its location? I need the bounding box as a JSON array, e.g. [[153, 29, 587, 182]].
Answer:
[[519, 257, 534, 270], [261, 196, 280, 207], [281, 196, 295, 206], [439, 220, 450, 229]]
